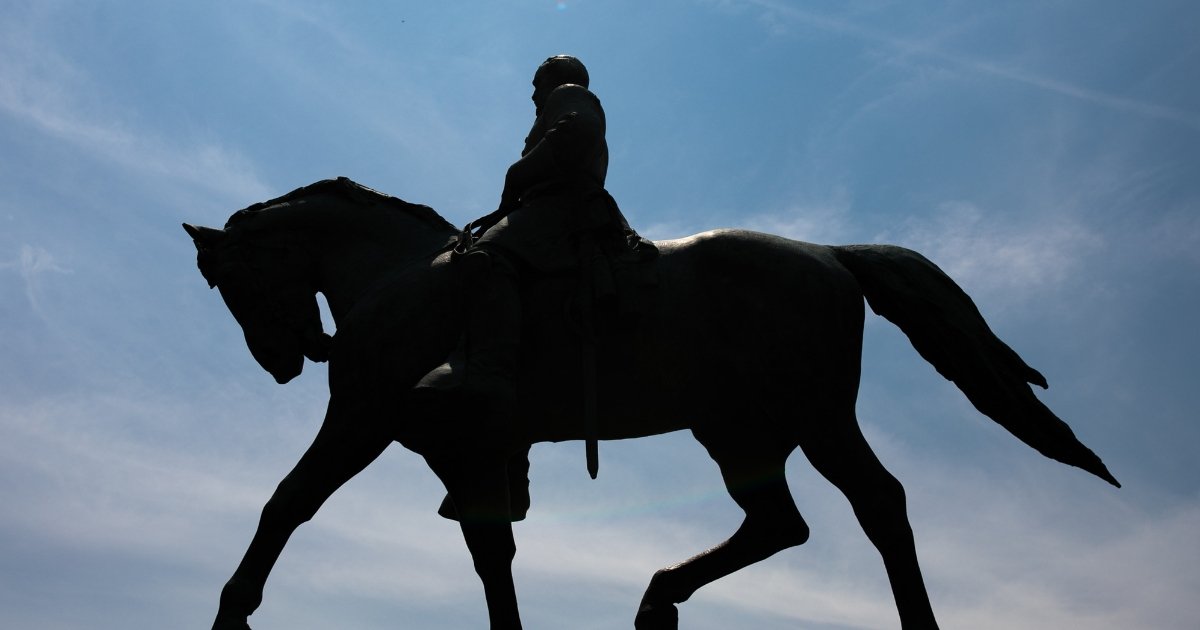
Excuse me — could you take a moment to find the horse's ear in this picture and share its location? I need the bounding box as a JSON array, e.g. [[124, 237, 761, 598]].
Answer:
[[183, 223, 227, 248]]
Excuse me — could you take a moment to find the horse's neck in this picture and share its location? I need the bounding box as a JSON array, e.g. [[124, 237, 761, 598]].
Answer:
[[289, 199, 454, 327]]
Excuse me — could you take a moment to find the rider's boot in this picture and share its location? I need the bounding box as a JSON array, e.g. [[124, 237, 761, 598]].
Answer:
[[437, 249, 530, 521], [438, 445, 531, 522], [461, 249, 522, 418]]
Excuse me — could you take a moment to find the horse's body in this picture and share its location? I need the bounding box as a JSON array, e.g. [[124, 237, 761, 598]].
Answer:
[[185, 178, 1117, 630]]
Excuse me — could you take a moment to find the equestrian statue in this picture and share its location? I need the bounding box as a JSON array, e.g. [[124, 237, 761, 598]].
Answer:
[[183, 56, 1119, 630]]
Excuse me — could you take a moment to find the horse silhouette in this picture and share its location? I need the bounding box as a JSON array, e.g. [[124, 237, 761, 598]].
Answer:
[[185, 177, 1118, 630]]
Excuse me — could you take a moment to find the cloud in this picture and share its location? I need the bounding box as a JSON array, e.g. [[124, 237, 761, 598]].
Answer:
[[739, 195, 856, 245], [877, 201, 1104, 306], [0, 395, 266, 560], [0, 15, 270, 203], [1142, 203, 1200, 265], [731, 0, 1200, 132], [903, 472, 1200, 630], [638, 192, 856, 245], [513, 446, 1199, 630], [0, 4, 1192, 629], [638, 220, 694, 241], [245, 0, 366, 58], [723, 196, 1106, 311], [0, 245, 72, 317], [3, 360, 1193, 629], [956, 56, 1200, 132]]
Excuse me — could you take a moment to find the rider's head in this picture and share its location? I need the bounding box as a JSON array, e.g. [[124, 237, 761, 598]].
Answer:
[[532, 55, 589, 114]]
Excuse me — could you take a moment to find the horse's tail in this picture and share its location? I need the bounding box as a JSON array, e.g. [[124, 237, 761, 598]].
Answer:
[[831, 244, 1120, 487]]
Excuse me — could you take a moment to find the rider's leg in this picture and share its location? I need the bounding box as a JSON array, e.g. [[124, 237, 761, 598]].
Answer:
[[438, 444, 531, 522], [461, 249, 521, 411], [213, 400, 394, 630], [635, 420, 807, 630], [435, 249, 530, 522]]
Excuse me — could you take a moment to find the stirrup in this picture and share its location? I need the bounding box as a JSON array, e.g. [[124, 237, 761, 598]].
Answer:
[[412, 335, 467, 397]]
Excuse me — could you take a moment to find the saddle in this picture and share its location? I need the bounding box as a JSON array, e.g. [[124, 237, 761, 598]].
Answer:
[[412, 223, 659, 478]]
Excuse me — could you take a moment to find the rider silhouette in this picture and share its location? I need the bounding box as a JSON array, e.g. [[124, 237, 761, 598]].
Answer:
[[435, 55, 649, 522]]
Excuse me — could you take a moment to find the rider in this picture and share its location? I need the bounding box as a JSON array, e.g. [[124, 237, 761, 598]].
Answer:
[[437, 55, 649, 521]]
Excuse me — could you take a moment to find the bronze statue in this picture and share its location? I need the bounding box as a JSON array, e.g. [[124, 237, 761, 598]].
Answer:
[[428, 55, 655, 520], [184, 58, 1119, 630]]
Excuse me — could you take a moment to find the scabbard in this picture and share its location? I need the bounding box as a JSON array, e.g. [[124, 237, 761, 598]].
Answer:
[[578, 236, 600, 479]]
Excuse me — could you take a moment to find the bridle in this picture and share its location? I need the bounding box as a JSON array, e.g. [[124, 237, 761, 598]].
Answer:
[[196, 224, 332, 363]]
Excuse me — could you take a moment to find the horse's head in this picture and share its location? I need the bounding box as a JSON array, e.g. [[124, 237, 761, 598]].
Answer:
[[184, 220, 332, 384]]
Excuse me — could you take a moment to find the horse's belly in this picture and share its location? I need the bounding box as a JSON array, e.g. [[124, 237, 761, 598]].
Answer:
[[517, 333, 698, 444]]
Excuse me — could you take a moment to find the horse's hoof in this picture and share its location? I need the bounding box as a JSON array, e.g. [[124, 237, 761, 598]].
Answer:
[[212, 616, 252, 630], [634, 602, 678, 630]]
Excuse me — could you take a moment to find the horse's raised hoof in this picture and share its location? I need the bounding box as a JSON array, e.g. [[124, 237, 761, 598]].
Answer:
[[634, 602, 679, 630]]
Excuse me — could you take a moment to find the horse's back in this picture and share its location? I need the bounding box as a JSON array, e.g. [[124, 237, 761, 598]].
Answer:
[[653, 228, 866, 393]]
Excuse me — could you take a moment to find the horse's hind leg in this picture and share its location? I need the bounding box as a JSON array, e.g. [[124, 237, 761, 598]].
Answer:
[[635, 421, 808, 630], [212, 399, 394, 630], [799, 409, 940, 630]]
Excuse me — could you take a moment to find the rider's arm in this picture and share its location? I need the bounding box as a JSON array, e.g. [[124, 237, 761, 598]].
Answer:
[[500, 85, 605, 209], [499, 139, 558, 211]]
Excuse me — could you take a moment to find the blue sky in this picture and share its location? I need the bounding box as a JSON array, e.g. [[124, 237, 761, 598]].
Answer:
[[1, 1, 1198, 628]]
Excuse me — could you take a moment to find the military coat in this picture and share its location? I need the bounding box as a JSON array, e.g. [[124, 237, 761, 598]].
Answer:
[[474, 83, 623, 272]]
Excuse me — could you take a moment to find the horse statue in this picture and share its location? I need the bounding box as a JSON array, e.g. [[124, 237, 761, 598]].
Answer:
[[183, 177, 1119, 630]]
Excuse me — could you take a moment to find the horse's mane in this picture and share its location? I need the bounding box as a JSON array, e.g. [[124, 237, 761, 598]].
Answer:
[[224, 176, 458, 233]]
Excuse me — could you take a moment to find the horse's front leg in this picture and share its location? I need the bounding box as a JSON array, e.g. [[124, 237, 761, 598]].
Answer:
[[425, 453, 523, 630], [212, 400, 394, 630]]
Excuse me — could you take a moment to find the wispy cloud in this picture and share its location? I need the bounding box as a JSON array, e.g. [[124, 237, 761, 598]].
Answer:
[[0, 245, 72, 317], [3, 359, 1193, 629], [877, 201, 1104, 306], [0, 3, 1192, 630], [215, 0, 515, 219], [516, 441, 1198, 630], [896, 461, 1200, 630], [245, 0, 367, 59], [0, 17, 270, 202], [1142, 204, 1200, 265], [734, 0, 1200, 131], [638, 220, 694, 242], [957, 57, 1200, 131], [739, 192, 856, 244]]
